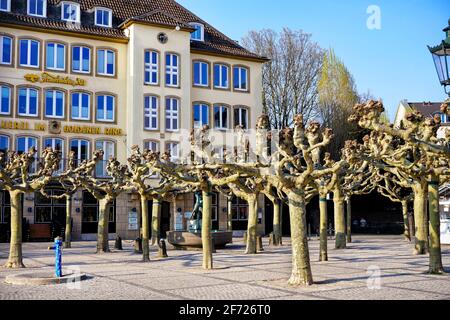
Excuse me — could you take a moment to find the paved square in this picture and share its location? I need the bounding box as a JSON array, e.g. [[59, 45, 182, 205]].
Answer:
[[0, 236, 449, 300]]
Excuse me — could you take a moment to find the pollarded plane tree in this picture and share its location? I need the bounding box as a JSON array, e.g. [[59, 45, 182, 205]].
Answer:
[[349, 100, 450, 274], [259, 114, 349, 285], [77, 152, 132, 253], [342, 161, 379, 243], [376, 172, 414, 241], [0, 147, 60, 268], [127, 145, 187, 261], [146, 127, 245, 269], [39, 151, 80, 248]]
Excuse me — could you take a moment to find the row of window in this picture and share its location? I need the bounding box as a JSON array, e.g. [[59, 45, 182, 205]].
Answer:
[[0, 84, 116, 122], [0, 1, 113, 28], [144, 49, 249, 91], [0, 35, 116, 76], [0, 134, 116, 177]]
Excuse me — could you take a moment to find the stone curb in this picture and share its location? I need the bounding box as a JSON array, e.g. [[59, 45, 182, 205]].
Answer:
[[5, 272, 87, 286]]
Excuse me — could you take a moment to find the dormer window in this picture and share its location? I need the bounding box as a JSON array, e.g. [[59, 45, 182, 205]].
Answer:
[[0, 0, 11, 12], [95, 7, 112, 28], [61, 2, 80, 23], [190, 23, 204, 42], [28, 0, 47, 17], [440, 113, 450, 123]]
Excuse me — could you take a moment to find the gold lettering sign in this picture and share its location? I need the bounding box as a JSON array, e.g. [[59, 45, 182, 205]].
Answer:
[[24, 72, 86, 87], [63, 125, 123, 136]]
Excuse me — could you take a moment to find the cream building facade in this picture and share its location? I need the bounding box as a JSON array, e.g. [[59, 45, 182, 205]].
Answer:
[[0, 0, 268, 241]]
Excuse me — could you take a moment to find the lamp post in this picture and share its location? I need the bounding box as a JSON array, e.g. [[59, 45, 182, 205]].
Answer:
[[428, 19, 450, 100]]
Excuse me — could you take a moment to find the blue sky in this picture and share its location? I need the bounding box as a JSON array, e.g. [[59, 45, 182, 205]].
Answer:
[[178, 0, 450, 120]]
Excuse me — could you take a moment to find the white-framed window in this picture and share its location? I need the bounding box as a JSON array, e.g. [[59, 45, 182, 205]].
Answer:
[[95, 7, 112, 28], [44, 138, 64, 172], [0, 36, 12, 65], [61, 2, 80, 23], [96, 94, 115, 122], [0, 135, 9, 153], [18, 87, 38, 117], [46, 42, 65, 71], [144, 95, 158, 130], [441, 113, 450, 123], [97, 49, 115, 76], [17, 136, 38, 172], [214, 105, 229, 130], [144, 50, 159, 85], [95, 140, 115, 178], [214, 64, 229, 89], [19, 39, 40, 68], [234, 107, 249, 129], [72, 46, 90, 73], [165, 142, 179, 162], [0, 0, 10, 12], [165, 53, 179, 87], [190, 23, 204, 42], [165, 97, 179, 132], [144, 141, 159, 152], [70, 139, 89, 163], [45, 89, 64, 119], [28, 0, 46, 17], [71, 92, 90, 120], [193, 103, 209, 129], [0, 85, 11, 115], [193, 61, 209, 87], [233, 66, 249, 91]]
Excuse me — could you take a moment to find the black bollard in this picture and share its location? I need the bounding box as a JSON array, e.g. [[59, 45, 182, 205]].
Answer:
[[134, 237, 143, 254], [211, 237, 216, 253], [158, 238, 168, 258], [256, 235, 264, 252], [115, 235, 123, 250]]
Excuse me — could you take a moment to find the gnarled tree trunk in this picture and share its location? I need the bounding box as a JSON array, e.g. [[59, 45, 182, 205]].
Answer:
[[346, 197, 352, 243], [412, 181, 428, 255], [272, 200, 282, 246], [245, 196, 258, 254], [5, 190, 25, 268], [64, 195, 72, 248], [401, 200, 411, 241], [141, 195, 150, 262], [428, 178, 444, 274], [151, 199, 161, 246], [333, 188, 346, 249], [287, 190, 313, 286], [97, 198, 111, 253], [227, 195, 233, 232], [202, 190, 213, 269], [319, 196, 328, 261]]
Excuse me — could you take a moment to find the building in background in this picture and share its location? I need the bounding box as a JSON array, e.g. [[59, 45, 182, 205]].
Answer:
[[0, 0, 268, 241]]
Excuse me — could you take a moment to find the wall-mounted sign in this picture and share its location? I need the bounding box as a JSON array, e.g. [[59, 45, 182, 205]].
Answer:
[[24, 72, 86, 87], [63, 125, 123, 136], [128, 211, 138, 231], [1, 120, 46, 131]]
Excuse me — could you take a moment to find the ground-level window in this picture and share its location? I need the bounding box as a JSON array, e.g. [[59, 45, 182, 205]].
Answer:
[[232, 196, 248, 221], [192, 192, 218, 221], [34, 189, 65, 223], [81, 191, 115, 234], [0, 191, 10, 224]]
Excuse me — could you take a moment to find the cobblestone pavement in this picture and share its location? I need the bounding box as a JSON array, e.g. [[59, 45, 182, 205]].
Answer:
[[0, 235, 449, 300]]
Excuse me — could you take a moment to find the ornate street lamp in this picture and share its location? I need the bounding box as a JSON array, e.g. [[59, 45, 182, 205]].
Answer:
[[428, 19, 450, 98]]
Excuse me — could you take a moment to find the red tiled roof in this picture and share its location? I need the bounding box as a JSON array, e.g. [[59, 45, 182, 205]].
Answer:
[[0, 0, 267, 62]]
